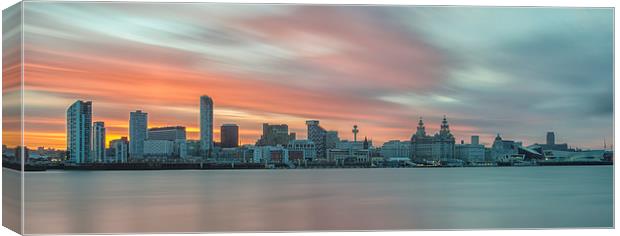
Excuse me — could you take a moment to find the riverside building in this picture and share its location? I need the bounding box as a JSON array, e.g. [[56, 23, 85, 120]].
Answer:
[[67, 100, 92, 164], [129, 110, 148, 159], [410, 116, 456, 162]]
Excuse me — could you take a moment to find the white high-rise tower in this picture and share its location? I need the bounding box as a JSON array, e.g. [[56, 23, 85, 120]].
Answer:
[[200, 95, 214, 153], [92, 121, 106, 162], [129, 110, 148, 159], [67, 100, 92, 164]]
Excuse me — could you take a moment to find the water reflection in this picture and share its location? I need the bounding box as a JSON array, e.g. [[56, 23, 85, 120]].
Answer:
[[2, 169, 22, 233], [23, 167, 613, 234]]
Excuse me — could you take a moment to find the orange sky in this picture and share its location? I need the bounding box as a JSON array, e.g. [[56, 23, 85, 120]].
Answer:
[[2, 3, 613, 150]]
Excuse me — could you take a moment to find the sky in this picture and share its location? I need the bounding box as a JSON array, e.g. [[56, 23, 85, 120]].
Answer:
[[4, 3, 613, 150]]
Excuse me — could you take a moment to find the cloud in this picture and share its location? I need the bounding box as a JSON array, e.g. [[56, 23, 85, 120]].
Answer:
[[15, 3, 613, 150]]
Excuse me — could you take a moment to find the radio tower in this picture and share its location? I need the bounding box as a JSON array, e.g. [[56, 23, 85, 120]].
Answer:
[[352, 125, 359, 142]]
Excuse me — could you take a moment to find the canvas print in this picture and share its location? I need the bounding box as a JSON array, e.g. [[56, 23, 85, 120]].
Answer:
[[1, 1, 614, 235]]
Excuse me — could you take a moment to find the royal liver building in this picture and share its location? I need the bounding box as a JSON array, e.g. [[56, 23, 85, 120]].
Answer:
[[410, 116, 456, 162]]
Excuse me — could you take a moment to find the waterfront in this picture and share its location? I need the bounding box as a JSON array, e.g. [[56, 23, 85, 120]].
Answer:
[[17, 166, 613, 234]]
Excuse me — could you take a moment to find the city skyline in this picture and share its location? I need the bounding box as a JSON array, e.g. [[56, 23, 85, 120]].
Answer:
[[10, 96, 607, 152], [7, 3, 613, 149]]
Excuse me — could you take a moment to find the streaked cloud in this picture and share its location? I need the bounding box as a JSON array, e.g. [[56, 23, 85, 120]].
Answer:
[[13, 3, 612, 150]]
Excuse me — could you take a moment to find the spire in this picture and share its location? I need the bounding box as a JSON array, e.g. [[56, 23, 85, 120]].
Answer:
[[416, 117, 426, 136], [363, 136, 369, 149], [495, 133, 502, 141], [440, 115, 450, 135]]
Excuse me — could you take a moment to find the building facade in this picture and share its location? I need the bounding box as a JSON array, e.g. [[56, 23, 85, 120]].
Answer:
[[326, 131, 340, 150], [471, 135, 480, 145], [15, 146, 30, 163], [220, 124, 239, 148], [533, 131, 570, 151], [200, 95, 214, 153], [287, 139, 317, 160], [380, 140, 411, 159], [491, 134, 521, 161], [306, 120, 339, 159], [336, 139, 372, 150], [411, 118, 432, 161], [455, 142, 485, 163], [67, 100, 92, 164], [252, 146, 289, 164], [129, 110, 148, 159], [185, 140, 202, 157], [256, 123, 294, 146], [306, 120, 326, 159], [148, 126, 186, 141], [147, 126, 186, 158], [547, 132, 555, 145], [143, 140, 175, 157], [109, 137, 128, 163], [411, 116, 455, 162], [327, 149, 370, 163], [92, 121, 106, 163]]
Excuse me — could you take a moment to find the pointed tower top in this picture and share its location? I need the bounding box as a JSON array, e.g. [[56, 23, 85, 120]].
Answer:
[[440, 115, 450, 133], [416, 116, 426, 137]]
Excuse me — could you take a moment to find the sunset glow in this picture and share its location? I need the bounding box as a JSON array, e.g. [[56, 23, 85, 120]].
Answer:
[[5, 3, 613, 150]]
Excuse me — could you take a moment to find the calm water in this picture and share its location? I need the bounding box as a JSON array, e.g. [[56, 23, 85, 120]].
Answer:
[[17, 166, 613, 234]]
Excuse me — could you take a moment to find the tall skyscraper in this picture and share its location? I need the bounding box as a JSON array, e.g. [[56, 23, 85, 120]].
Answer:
[[535, 131, 569, 151], [471, 135, 480, 145], [306, 120, 327, 159], [547, 132, 555, 145], [221, 124, 239, 148], [200, 95, 213, 153], [129, 110, 148, 158], [66, 100, 92, 164], [92, 121, 106, 163]]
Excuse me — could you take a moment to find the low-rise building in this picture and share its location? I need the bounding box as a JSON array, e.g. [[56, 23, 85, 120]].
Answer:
[[143, 140, 174, 157], [455, 144, 485, 162], [380, 140, 411, 159], [252, 146, 289, 164], [109, 137, 129, 163], [185, 140, 201, 157], [327, 149, 370, 163], [215, 147, 246, 162], [286, 139, 317, 161], [455, 136, 485, 163], [491, 134, 521, 161]]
